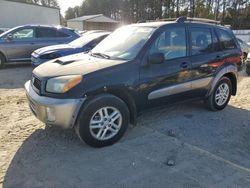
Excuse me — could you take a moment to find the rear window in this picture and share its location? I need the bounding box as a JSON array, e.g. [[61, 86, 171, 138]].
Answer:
[[217, 29, 237, 50], [57, 31, 69, 38]]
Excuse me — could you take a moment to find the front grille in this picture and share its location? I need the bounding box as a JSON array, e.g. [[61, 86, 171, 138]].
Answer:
[[32, 76, 41, 92]]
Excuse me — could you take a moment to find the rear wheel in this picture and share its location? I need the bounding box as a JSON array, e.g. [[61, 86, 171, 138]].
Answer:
[[0, 54, 5, 68], [75, 94, 129, 147], [205, 77, 232, 111]]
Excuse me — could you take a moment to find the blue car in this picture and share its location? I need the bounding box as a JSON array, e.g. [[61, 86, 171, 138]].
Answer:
[[31, 31, 110, 67], [0, 25, 80, 68]]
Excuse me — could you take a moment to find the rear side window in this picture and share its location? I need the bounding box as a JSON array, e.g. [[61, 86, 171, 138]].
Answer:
[[217, 29, 236, 50], [36, 27, 57, 38], [36, 28, 70, 38], [190, 27, 213, 55], [57, 31, 70, 38]]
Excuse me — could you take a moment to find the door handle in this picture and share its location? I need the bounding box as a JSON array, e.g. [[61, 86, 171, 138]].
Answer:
[[180, 62, 189, 69]]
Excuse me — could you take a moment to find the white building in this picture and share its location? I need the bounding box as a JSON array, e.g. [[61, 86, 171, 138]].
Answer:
[[233, 30, 250, 43], [0, 0, 60, 29], [67, 14, 120, 31]]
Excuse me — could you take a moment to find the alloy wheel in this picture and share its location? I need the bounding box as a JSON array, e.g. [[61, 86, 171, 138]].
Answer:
[[215, 83, 229, 106], [89, 107, 122, 141]]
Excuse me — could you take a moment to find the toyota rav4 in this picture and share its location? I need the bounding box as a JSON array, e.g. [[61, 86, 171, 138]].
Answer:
[[25, 17, 243, 147]]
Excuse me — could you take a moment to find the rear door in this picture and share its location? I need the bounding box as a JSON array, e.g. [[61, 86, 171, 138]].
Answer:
[[35, 27, 71, 49], [139, 25, 192, 108], [35, 27, 61, 48], [188, 25, 221, 96]]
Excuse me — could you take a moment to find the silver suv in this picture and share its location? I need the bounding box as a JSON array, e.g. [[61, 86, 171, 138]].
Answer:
[[0, 25, 80, 68]]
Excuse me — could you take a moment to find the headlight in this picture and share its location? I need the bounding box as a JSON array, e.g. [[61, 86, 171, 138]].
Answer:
[[46, 75, 82, 93]]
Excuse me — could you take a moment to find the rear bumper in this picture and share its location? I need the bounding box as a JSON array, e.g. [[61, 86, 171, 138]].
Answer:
[[25, 81, 85, 129]]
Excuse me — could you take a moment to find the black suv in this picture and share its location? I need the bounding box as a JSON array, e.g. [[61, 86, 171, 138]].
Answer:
[[25, 17, 242, 147]]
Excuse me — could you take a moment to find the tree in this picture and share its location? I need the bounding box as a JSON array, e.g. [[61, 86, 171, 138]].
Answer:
[[8, 0, 59, 8], [63, 0, 250, 29]]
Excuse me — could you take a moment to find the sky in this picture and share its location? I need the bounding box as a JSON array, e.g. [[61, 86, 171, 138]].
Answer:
[[57, 0, 84, 16]]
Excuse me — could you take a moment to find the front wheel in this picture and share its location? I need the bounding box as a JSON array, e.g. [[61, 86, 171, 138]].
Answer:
[[205, 77, 232, 111], [0, 54, 5, 69], [75, 94, 129, 147]]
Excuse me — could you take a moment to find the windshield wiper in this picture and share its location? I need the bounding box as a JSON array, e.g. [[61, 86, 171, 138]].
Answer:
[[91, 52, 110, 59]]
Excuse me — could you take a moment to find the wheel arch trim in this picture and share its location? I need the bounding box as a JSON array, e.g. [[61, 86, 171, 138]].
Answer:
[[77, 88, 137, 127], [207, 65, 238, 97], [106, 88, 137, 125], [0, 51, 7, 62]]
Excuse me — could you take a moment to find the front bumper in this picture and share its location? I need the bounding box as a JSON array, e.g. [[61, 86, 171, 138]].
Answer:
[[25, 81, 85, 129]]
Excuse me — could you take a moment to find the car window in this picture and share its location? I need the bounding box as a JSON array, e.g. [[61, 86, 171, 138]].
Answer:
[[95, 35, 107, 44], [12, 28, 34, 39], [57, 31, 70, 38], [217, 29, 236, 50], [212, 29, 221, 51], [190, 27, 213, 55], [70, 33, 107, 48], [92, 26, 155, 60], [88, 35, 107, 48], [149, 27, 187, 60], [237, 38, 243, 44], [36, 27, 58, 38]]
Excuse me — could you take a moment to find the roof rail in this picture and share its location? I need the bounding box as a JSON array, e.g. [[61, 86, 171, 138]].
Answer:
[[146, 17, 222, 25], [156, 18, 177, 22], [176, 16, 221, 25]]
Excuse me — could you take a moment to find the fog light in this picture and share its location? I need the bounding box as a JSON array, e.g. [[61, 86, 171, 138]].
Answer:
[[46, 107, 56, 122]]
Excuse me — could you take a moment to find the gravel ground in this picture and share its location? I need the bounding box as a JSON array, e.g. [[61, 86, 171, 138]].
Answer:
[[0, 65, 250, 188]]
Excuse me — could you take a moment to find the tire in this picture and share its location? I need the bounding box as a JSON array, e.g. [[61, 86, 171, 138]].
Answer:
[[246, 62, 250, 76], [205, 77, 232, 111], [75, 94, 129, 147], [243, 52, 247, 62], [0, 53, 5, 69]]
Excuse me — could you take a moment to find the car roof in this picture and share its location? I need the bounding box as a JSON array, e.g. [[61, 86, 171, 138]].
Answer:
[[130, 18, 229, 30], [0, 24, 78, 37], [130, 21, 173, 28], [9, 24, 73, 30]]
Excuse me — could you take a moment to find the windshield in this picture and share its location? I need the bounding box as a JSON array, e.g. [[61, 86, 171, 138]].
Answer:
[[91, 26, 155, 60], [69, 33, 107, 48]]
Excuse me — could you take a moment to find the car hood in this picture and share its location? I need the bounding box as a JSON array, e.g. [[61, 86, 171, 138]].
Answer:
[[34, 44, 74, 55], [33, 53, 126, 78]]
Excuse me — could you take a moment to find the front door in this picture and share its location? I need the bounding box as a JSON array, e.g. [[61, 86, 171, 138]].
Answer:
[[5, 27, 37, 61], [139, 25, 192, 109]]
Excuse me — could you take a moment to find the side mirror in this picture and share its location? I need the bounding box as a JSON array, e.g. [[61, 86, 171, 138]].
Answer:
[[6, 33, 13, 41], [148, 53, 164, 64]]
